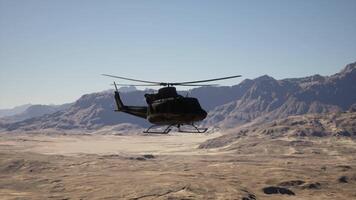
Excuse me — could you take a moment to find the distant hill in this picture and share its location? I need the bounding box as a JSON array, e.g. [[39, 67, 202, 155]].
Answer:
[[5, 91, 150, 131], [1, 103, 72, 123], [2, 61, 356, 132], [118, 86, 137, 93], [0, 104, 32, 118]]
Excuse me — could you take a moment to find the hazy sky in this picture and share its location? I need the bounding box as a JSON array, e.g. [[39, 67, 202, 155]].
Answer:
[[1, 0, 356, 109]]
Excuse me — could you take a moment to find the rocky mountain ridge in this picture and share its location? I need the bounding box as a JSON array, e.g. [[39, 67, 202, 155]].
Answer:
[[204, 62, 356, 128], [2, 61, 355, 132]]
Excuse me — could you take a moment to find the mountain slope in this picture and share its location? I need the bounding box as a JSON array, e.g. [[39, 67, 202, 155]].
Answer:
[[5, 90, 150, 131], [190, 79, 254, 111], [0, 104, 32, 118], [204, 62, 356, 128], [199, 111, 356, 149], [1, 103, 72, 123]]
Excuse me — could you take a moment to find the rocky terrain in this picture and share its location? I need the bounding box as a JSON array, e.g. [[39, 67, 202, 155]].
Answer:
[[199, 111, 356, 149], [0, 127, 355, 199]]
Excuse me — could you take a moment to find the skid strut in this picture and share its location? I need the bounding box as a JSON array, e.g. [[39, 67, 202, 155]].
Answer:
[[143, 123, 208, 134]]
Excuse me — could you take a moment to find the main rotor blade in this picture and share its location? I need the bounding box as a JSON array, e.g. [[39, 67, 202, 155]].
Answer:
[[103, 74, 241, 86], [111, 83, 218, 87], [177, 84, 219, 87], [102, 74, 161, 84], [172, 75, 241, 85], [110, 83, 160, 86]]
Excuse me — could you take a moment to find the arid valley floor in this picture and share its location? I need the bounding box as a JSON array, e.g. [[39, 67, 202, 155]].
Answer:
[[0, 133, 355, 200]]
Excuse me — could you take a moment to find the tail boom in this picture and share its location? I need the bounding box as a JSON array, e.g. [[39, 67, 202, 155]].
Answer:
[[114, 91, 147, 119]]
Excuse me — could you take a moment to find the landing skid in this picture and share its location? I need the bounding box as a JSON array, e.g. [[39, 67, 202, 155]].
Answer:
[[178, 124, 208, 133], [143, 124, 208, 134], [143, 124, 173, 134]]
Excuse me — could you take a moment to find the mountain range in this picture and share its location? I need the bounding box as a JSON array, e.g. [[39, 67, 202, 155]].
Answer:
[[0, 104, 32, 118], [203, 62, 356, 128], [1, 61, 355, 132], [0, 103, 72, 124]]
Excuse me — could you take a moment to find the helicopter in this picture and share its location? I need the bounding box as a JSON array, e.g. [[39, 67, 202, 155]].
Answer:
[[102, 74, 241, 134]]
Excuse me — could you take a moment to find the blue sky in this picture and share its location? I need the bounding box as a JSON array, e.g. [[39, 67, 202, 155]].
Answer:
[[1, 0, 356, 109]]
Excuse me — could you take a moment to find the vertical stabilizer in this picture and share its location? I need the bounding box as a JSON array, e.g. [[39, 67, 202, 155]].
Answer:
[[113, 82, 125, 111], [111, 81, 147, 118], [114, 91, 125, 110]]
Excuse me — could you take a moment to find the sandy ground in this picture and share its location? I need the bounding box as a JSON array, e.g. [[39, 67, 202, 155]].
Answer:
[[0, 133, 221, 156], [0, 132, 356, 200]]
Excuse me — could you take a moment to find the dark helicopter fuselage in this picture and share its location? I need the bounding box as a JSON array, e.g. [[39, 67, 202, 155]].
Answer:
[[114, 87, 207, 125], [105, 73, 241, 133], [147, 96, 207, 125]]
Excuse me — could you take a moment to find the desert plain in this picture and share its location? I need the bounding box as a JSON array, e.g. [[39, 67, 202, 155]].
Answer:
[[0, 131, 355, 200]]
